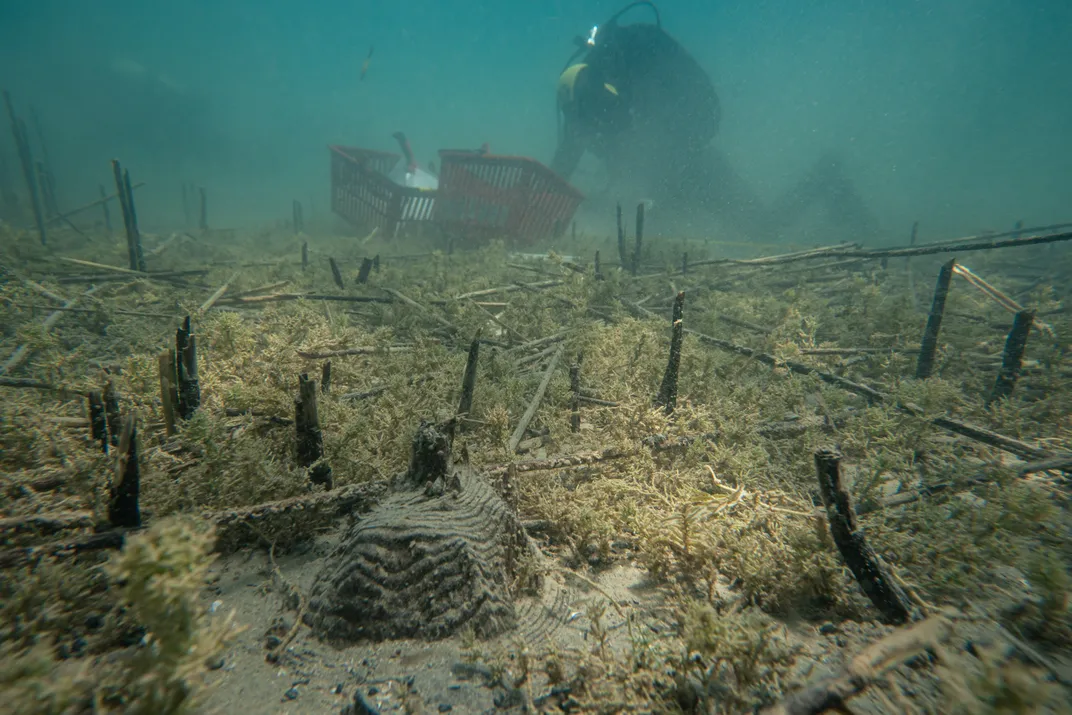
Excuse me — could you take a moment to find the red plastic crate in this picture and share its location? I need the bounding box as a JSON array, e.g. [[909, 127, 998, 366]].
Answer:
[[433, 150, 584, 246], [330, 145, 436, 237]]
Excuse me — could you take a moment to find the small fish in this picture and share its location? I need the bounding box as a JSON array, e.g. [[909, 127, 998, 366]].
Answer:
[[360, 46, 374, 81]]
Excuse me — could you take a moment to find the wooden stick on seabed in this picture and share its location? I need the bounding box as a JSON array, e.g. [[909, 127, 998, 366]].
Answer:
[[814, 448, 914, 625], [199, 271, 239, 313], [508, 344, 564, 453], [108, 415, 141, 528], [0, 284, 100, 375]]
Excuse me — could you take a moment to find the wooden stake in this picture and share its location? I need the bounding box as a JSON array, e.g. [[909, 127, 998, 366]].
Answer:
[[594, 250, 602, 280], [158, 349, 179, 436], [103, 379, 121, 448], [655, 291, 685, 413], [633, 202, 644, 276], [87, 390, 108, 452], [295, 373, 332, 489], [456, 334, 480, 431], [357, 257, 373, 284], [3, 91, 47, 244], [301, 241, 309, 271], [915, 258, 955, 379], [99, 184, 112, 236], [293, 199, 304, 233], [987, 310, 1035, 406], [616, 202, 627, 266], [329, 257, 344, 289], [175, 316, 200, 420], [814, 448, 913, 624], [569, 362, 581, 433], [321, 360, 332, 394], [108, 415, 141, 528]]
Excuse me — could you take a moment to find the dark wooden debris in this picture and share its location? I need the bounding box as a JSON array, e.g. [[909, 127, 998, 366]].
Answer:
[[987, 309, 1034, 405], [175, 316, 201, 420], [633, 201, 645, 276], [108, 415, 141, 528], [455, 334, 480, 434], [915, 258, 955, 378], [87, 390, 108, 452], [329, 257, 345, 289], [814, 448, 913, 624], [357, 257, 373, 284], [296, 373, 333, 489], [4, 91, 47, 244], [198, 186, 208, 231], [103, 379, 121, 448], [655, 291, 685, 414], [321, 360, 332, 394]]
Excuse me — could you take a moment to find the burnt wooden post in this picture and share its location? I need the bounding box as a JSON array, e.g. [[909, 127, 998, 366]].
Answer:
[[175, 316, 200, 420], [594, 250, 603, 280], [915, 258, 956, 379], [112, 160, 146, 271], [108, 415, 141, 528], [301, 241, 309, 271], [103, 379, 121, 448], [987, 310, 1035, 406], [633, 202, 645, 276], [357, 257, 373, 284], [99, 184, 112, 236], [455, 335, 480, 436], [321, 360, 332, 394], [569, 362, 581, 433], [158, 349, 179, 435], [198, 186, 208, 231], [87, 391, 108, 452], [814, 448, 912, 624], [3, 91, 47, 244], [329, 257, 345, 289], [296, 373, 333, 489], [616, 202, 627, 266], [655, 291, 686, 414], [182, 183, 191, 227], [293, 199, 304, 233]]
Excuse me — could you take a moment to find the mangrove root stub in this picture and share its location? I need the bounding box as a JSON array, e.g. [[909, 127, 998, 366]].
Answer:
[[814, 448, 913, 625], [914, 258, 956, 379], [87, 390, 108, 452], [987, 309, 1035, 406], [357, 257, 373, 284], [108, 415, 141, 528], [295, 373, 333, 489], [655, 291, 685, 414], [175, 316, 201, 420], [329, 257, 345, 289]]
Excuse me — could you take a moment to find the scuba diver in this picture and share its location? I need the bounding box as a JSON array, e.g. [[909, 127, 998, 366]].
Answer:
[[552, 2, 879, 241]]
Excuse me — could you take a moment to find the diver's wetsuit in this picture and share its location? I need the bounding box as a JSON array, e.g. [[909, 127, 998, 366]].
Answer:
[[551, 23, 720, 185], [552, 17, 879, 241]]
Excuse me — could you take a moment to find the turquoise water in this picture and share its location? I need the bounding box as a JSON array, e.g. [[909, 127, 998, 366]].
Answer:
[[2, 0, 1070, 241]]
